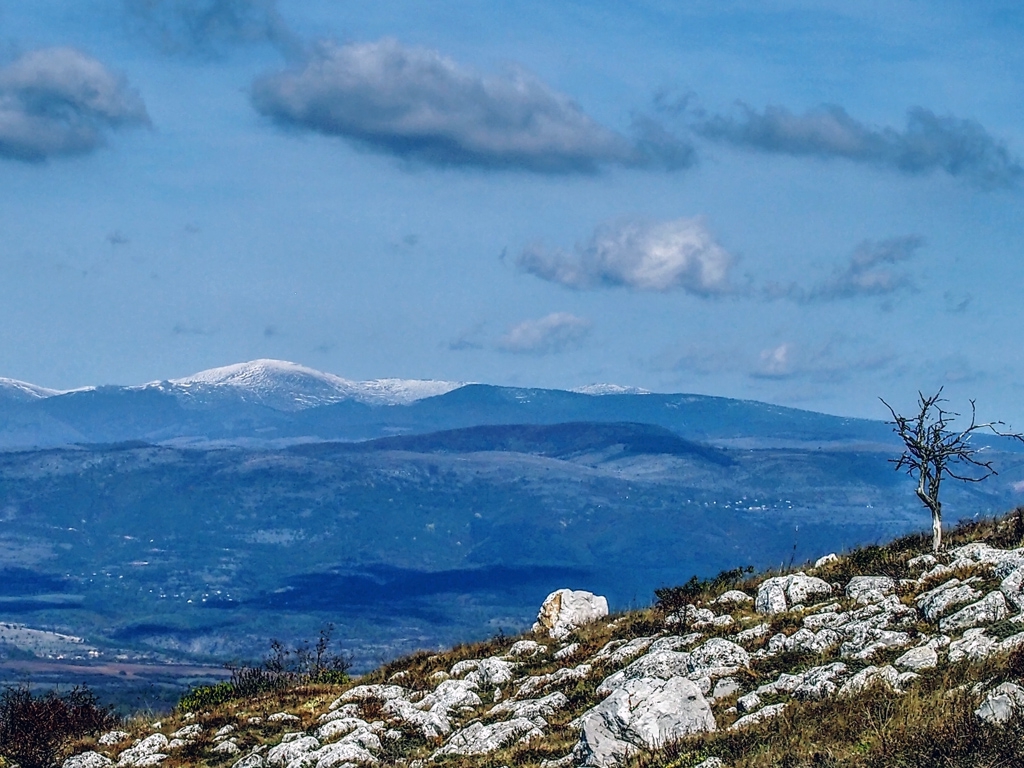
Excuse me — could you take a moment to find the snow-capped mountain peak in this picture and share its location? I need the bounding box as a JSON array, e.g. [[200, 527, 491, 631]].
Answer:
[[146, 359, 464, 411], [0, 378, 61, 402]]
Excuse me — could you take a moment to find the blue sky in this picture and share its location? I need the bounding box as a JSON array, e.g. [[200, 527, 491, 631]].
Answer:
[[2, 1, 1023, 421]]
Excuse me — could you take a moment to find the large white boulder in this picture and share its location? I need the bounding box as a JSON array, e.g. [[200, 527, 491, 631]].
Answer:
[[574, 677, 715, 766], [755, 573, 832, 615], [533, 589, 609, 639]]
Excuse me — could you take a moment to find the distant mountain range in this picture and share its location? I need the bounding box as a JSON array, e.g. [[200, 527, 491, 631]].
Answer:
[[0, 358, 892, 449], [1, 360, 1022, 690]]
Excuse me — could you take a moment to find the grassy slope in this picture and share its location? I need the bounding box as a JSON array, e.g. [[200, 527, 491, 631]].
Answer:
[[49, 510, 1024, 768]]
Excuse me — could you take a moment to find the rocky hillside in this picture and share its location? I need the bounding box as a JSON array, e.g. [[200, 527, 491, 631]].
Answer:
[[53, 514, 1024, 768]]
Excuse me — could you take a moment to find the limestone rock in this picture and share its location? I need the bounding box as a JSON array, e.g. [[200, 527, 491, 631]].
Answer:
[[976, 682, 1024, 724], [117, 735, 169, 768], [895, 644, 938, 671], [597, 651, 693, 696], [814, 553, 839, 568], [516, 664, 592, 698], [939, 591, 1008, 633], [417, 678, 482, 713], [212, 741, 241, 755], [232, 755, 268, 768], [432, 718, 543, 758], [335, 685, 407, 707], [316, 717, 374, 743], [713, 589, 753, 605], [846, 576, 896, 605], [1000, 566, 1024, 611], [592, 636, 657, 665], [916, 578, 983, 621], [948, 629, 999, 662], [99, 732, 132, 746], [554, 643, 581, 660], [382, 699, 451, 740], [837, 665, 901, 697], [533, 589, 609, 639], [64, 753, 114, 768], [266, 736, 320, 767], [736, 692, 761, 713], [490, 691, 569, 726], [267, 712, 300, 724], [735, 623, 770, 644], [574, 677, 715, 766], [730, 703, 786, 730], [755, 573, 831, 615], [306, 741, 378, 768], [508, 640, 547, 657], [464, 657, 517, 688]]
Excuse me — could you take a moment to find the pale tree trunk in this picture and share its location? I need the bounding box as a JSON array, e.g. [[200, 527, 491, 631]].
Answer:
[[917, 474, 942, 552], [931, 509, 942, 553]]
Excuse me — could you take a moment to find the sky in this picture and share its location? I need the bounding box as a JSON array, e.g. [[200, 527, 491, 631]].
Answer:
[[2, 1, 1023, 421]]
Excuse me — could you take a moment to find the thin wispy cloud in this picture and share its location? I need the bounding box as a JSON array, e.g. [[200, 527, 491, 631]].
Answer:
[[497, 313, 592, 355], [0, 48, 149, 162], [251, 38, 692, 173], [695, 103, 1023, 188], [765, 236, 923, 303], [125, 0, 299, 57], [518, 216, 734, 295]]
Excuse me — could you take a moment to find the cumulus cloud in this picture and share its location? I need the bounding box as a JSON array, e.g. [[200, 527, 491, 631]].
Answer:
[[497, 313, 591, 355], [765, 236, 923, 303], [518, 216, 734, 295], [696, 103, 1022, 188], [251, 38, 692, 173], [748, 341, 894, 383], [125, 0, 299, 56], [0, 48, 149, 162]]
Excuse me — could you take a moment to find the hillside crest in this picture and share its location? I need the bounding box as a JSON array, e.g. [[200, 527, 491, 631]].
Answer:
[[52, 513, 1024, 768]]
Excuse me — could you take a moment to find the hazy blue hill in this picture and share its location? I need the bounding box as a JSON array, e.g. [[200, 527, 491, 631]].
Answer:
[[0, 421, 1018, 677], [0, 380, 895, 449], [297, 422, 735, 465]]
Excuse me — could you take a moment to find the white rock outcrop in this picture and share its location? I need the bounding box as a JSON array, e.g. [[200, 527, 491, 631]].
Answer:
[[64, 753, 114, 768], [574, 677, 715, 766], [533, 589, 609, 639], [755, 573, 832, 615], [976, 681, 1024, 724], [431, 718, 543, 758]]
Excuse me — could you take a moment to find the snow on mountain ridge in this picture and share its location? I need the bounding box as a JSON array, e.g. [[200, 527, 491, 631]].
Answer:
[[0, 378, 61, 402], [150, 359, 465, 410], [572, 383, 652, 396]]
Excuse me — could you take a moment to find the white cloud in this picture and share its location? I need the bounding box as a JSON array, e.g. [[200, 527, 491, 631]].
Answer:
[[696, 103, 1022, 189], [517, 216, 734, 295], [0, 48, 149, 162], [497, 313, 592, 355], [251, 38, 691, 172], [764, 236, 923, 303]]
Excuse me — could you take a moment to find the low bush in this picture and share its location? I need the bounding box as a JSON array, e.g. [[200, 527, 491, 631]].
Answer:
[[0, 685, 118, 768], [178, 624, 352, 712], [654, 566, 754, 612]]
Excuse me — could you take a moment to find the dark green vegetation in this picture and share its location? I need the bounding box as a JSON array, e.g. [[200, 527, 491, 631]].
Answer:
[[179, 626, 351, 711], [0, 685, 117, 768], [0, 419, 1021, 693]]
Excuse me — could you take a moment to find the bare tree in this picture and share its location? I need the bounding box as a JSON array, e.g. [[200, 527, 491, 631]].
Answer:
[[881, 389, 1023, 552]]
